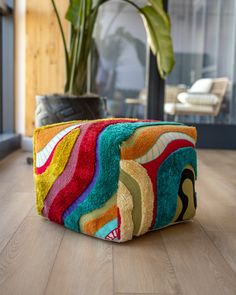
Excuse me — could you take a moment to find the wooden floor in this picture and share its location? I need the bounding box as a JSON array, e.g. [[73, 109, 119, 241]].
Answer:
[[0, 150, 236, 295]]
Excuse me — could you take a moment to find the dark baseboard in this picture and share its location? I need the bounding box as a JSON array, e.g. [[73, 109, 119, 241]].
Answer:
[[0, 134, 21, 160], [191, 124, 236, 150]]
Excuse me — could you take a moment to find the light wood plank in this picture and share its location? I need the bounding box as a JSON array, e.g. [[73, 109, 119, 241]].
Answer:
[[45, 231, 113, 295], [0, 192, 34, 253], [197, 150, 236, 187], [113, 231, 181, 294], [195, 157, 236, 233], [0, 181, 12, 198], [161, 222, 236, 295], [10, 168, 34, 193], [0, 151, 34, 195], [206, 231, 236, 273], [0, 151, 31, 184], [0, 217, 64, 295], [197, 158, 236, 206], [115, 293, 181, 295], [114, 293, 179, 295]]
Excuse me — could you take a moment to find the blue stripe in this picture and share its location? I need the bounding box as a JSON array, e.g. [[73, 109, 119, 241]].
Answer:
[[95, 219, 118, 239]]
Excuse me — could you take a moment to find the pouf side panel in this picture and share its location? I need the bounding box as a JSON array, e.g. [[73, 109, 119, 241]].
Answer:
[[117, 126, 197, 241]]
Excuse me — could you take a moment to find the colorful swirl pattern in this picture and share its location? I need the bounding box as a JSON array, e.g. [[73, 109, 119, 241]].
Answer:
[[34, 118, 197, 242]]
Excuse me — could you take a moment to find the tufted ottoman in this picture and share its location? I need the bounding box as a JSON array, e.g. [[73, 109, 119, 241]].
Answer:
[[33, 119, 197, 242]]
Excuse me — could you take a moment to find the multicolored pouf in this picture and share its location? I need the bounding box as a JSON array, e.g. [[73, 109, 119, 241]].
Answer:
[[33, 118, 197, 242]]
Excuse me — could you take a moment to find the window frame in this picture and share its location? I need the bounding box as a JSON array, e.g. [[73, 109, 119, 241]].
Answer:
[[0, 14, 3, 133], [0, 1, 20, 160], [0, 1, 14, 134]]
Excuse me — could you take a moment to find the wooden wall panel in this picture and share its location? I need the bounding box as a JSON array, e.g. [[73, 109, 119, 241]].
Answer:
[[25, 1, 68, 136]]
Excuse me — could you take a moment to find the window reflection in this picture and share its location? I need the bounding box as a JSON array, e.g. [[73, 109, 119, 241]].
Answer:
[[164, 0, 236, 125], [92, 2, 148, 118]]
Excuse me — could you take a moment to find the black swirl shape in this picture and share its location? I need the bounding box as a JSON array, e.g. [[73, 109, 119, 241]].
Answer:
[[176, 168, 196, 222]]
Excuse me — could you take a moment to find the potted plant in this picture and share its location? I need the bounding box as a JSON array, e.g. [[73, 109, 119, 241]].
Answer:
[[35, 0, 175, 126]]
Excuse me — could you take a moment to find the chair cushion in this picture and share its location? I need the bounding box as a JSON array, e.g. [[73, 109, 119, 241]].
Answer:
[[178, 92, 219, 105], [164, 102, 215, 115], [188, 78, 213, 94], [33, 119, 197, 242]]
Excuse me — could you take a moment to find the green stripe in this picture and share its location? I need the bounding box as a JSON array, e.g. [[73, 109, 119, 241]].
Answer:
[[119, 169, 142, 236]]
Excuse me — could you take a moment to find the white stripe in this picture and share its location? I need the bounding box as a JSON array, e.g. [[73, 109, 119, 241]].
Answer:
[[36, 123, 81, 168], [136, 132, 195, 164]]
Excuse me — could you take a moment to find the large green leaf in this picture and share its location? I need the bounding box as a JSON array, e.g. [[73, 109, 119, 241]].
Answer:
[[66, 0, 82, 28], [140, 0, 175, 78], [66, 0, 108, 28], [66, 0, 93, 28]]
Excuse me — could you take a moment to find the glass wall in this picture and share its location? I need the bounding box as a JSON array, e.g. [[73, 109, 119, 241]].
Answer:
[[92, 1, 148, 118], [164, 0, 236, 125]]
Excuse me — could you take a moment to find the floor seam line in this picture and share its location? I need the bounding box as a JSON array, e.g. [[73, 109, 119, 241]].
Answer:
[[0, 204, 34, 256], [199, 222, 236, 276], [43, 228, 66, 295], [161, 231, 184, 295]]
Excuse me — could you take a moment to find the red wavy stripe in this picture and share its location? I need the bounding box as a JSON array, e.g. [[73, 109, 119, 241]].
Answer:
[[141, 139, 194, 229], [48, 119, 137, 224]]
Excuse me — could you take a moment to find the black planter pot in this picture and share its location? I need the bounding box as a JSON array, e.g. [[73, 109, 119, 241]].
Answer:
[[35, 94, 107, 127]]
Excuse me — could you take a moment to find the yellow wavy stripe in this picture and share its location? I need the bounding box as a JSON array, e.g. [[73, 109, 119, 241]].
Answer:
[[183, 178, 196, 220], [117, 181, 134, 242], [120, 160, 154, 236], [121, 125, 197, 160], [172, 196, 183, 223], [35, 128, 80, 214], [80, 194, 117, 233]]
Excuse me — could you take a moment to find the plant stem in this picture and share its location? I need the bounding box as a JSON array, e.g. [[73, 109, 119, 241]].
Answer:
[[50, 0, 69, 90], [69, 0, 86, 94], [87, 52, 91, 93]]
